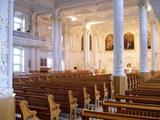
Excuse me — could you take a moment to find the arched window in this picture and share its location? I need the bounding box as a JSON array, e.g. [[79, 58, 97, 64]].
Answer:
[[124, 32, 134, 49], [105, 34, 113, 51]]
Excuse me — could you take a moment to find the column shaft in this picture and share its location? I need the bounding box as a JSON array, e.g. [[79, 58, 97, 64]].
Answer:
[[139, 3, 148, 72], [113, 0, 125, 76], [151, 24, 157, 71], [8, 0, 14, 88], [63, 26, 70, 70], [83, 27, 90, 70], [52, 11, 62, 70], [112, 0, 127, 95]]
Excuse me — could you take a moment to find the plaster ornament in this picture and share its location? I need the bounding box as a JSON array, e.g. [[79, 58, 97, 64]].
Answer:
[[0, 18, 8, 80], [0, 35, 8, 76]]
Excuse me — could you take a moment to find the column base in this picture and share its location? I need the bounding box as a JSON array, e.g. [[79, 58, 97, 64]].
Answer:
[[0, 89, 15, 120], [140, 72, 150, 81], [113, 76, 127, 95]]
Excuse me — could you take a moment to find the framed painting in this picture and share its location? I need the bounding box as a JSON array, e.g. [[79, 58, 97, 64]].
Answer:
[[105, 34, 113, 51], [124, 32, 134, 50]]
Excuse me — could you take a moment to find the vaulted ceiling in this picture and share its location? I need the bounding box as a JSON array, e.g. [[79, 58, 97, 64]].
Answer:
[[14, 0, 160, 27]]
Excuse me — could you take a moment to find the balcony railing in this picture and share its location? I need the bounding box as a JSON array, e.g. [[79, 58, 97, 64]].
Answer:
[[13, 30, 52, 50], [13, 30, 46, 41]]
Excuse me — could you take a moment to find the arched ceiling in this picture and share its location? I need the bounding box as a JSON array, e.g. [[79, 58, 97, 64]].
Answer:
[[14, 0, 159, 27]]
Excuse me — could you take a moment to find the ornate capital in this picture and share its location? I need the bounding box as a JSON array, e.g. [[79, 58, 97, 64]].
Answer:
[[51, 9, 62, 23]]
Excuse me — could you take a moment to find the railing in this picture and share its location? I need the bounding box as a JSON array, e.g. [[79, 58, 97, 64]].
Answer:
[[13, 30, 46, 42]]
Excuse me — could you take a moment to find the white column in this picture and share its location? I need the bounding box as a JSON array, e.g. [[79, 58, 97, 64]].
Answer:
[[139, 2, 148, 72], [113, 0, 125, 76], [0, 0, 15, 119], [83, 27, 90, 70], [36, 48, 40, 69], [24, 47, 29, 73], [157, 29, 160, 71], [52, 10, 62, 71], [151, 23, 157, 71], [63, 26, 70, 70], [31, 48, 36, 70], [8, 0, 14, 88], [93, 35, 99, 69]]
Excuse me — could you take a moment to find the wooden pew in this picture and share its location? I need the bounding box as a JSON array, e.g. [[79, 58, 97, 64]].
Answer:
[[114, 94, 160, 105], [125, 89, 160, 97], [127, 73, 141, 90], [14, 76, 111, 107], [48, 94, 61, 120], [19, 100, 39, 120], [83, 87, 91, 109], [68, 90, 78, 120], [82, 109, 160, 120], [103, 101, 160, 118], [16, 93, 51, 119]]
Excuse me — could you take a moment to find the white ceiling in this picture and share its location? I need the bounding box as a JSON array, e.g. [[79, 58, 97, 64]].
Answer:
[[14, 0, 160, 27]]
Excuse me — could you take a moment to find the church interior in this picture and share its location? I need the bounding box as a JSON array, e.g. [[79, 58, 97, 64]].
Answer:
[[0, 0, 160, 119]]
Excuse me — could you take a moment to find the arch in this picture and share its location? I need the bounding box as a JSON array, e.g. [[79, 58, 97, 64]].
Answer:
[[124, 32, 134, 49], [105, 34, 114, 51]]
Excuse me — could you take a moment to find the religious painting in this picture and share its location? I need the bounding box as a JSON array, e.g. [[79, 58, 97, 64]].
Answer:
[[81, 34, 92, 51], [124, 32, 134, 49], [105, 34, 113, 51], [148, 31, 151, 49]]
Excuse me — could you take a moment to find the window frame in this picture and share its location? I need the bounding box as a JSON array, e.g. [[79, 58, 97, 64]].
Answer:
[[13, 47, 24, 72]]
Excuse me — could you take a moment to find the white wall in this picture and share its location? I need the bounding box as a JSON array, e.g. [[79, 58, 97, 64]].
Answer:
[[66, 21, 153, 73]]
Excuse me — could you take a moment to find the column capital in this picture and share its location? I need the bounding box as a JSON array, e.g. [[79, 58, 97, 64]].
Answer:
[[51, 9, 62, 23]]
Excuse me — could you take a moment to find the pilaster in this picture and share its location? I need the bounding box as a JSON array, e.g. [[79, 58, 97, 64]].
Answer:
[[0, 0, 15, 119]]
